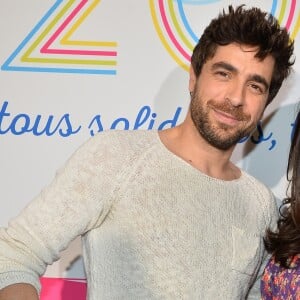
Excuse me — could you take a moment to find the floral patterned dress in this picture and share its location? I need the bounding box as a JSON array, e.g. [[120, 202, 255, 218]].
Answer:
[[261, 254, 300, 299]]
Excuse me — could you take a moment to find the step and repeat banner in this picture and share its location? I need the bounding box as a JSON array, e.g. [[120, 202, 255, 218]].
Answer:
[[0, 1, 299, 299]]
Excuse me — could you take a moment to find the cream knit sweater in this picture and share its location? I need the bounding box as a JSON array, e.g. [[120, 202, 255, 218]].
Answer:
[[0, 130, 277, 299]]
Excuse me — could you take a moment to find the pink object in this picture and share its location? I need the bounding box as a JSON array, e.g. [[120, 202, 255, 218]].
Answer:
[[40, 277, 87, 300]]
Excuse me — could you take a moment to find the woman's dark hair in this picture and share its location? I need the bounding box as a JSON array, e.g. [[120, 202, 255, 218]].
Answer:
[[264, 110, 300, 267], [191, 5, 294, 105]]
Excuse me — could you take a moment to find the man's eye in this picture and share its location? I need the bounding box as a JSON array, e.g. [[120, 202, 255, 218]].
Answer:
[[249, 83, 264, 94], [216, 71, 229, 78]]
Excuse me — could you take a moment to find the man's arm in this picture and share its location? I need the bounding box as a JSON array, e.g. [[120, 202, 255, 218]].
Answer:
[[0, 283, 38, 300], [247, 250, 270, 299], [248, 192, 279, 299]]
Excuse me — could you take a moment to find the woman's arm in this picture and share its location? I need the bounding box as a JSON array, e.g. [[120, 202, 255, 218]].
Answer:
[[0, 283, 38, 300]]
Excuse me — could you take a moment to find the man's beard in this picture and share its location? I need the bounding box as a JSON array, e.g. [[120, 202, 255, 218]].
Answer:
[[190, 92, 255, 151]]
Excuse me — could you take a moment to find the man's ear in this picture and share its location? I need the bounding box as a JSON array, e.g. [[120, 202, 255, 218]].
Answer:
[[189, 66, 196, 93]]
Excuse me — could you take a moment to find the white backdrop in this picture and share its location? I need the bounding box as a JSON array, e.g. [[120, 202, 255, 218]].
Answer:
[[0, 0, 299, 298]]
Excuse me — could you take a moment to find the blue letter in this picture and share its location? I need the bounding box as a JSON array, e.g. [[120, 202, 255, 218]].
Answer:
[[133, 106, 151, 129], [0, 101, 11, 134], [158, 107, 182, 130], [111, 118, 130, 130], [88, 115, 104, 136]]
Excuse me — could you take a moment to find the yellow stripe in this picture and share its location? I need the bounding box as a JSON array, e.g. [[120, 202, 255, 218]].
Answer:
[[169, 0, 194, 51], [22, 0, 75, 60], [278, 0, 288, 25], [290, 10, 300, 40], [149, 0, 188, 71], [61, 0, 117, 47], [22, 57, 116, 65]]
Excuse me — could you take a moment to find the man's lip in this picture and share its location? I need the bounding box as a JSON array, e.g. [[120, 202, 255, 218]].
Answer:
[[213, 108, 242, 124], [216, 109, 239, 120]]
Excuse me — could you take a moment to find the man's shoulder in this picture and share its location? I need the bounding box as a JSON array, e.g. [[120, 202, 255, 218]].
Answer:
[[240, 170, 273, 196], [77, 129, 159, 159], [240, 170, 277, 217], [90, 129, 158, 147]]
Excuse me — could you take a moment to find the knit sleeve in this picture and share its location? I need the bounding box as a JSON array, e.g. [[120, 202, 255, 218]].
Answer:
[[0, 133, 117, 293], [247, 190, 279, 299], [263, 190, 279, 232]]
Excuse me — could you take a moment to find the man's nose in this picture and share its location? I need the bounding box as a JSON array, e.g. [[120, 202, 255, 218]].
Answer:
[[225, 81, 245, 107]]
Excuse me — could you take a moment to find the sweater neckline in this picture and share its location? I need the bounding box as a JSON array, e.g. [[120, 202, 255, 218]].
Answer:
[[153, 130, 245, 184]]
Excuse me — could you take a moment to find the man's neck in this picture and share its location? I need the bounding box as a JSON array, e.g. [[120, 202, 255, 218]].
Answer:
[[158, 123, 241, 181]]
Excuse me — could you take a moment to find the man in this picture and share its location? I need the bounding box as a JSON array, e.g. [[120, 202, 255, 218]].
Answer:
[[0, 5, 294, 299]]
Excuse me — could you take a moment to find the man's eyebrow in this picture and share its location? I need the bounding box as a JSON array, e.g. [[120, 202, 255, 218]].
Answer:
[[211, 61, 237, 73]]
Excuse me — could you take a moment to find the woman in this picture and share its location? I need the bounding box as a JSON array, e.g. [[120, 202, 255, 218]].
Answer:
[[261, 110, 300, 299]]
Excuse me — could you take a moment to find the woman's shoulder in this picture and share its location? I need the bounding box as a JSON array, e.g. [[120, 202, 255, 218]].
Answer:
[[261, 254, 300, 299]]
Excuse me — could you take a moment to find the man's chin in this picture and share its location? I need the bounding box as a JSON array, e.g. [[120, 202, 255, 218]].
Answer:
[[208, 133, 248, 150]]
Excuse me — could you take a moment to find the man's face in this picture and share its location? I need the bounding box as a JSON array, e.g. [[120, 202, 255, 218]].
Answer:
[[189, 43, 275, 150]]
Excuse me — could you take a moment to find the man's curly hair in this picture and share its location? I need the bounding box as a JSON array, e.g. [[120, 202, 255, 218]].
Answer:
[[191, 5, 295, 105]]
